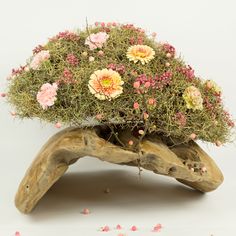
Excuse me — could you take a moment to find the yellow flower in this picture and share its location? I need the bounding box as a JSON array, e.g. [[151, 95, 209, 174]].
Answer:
[[205, 80, 221, 94], [88, 69, 124, 100], [126, 45, 155, 65], [183, 86, 203, 110]]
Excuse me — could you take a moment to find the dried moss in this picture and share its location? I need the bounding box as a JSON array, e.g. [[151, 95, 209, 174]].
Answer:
[[6, 23, 234, 144]]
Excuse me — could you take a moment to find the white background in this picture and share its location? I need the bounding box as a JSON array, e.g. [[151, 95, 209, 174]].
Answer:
[[0, 0, 236, 235]]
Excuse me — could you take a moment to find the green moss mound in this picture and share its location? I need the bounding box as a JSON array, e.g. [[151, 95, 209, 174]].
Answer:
[[6, 22, 234, 145]]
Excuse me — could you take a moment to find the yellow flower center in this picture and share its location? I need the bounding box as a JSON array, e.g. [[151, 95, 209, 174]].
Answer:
[[101, 76, 112, 87], [133, 48, 147, 58]]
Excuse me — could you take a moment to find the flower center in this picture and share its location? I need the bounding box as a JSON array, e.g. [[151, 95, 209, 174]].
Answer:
[[133, 48, 148, 58], [100, 76, 112, 87]]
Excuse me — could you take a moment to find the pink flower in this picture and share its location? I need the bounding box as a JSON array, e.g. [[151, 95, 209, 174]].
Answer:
[[66, 53, 79, 66], [131, 226, 138, 231], [82, 208, 90, 215], [55, 122, 62, 128], [128, 140, 134, 146], [15, 232, 21, 236], [1, 92, 6, 97], [179, 65, 195, 81], [133, 81, 140, 89], [163, 43, 176, 57], [133, 102, 139, 109], [30, 50, 50, 70], [152, 223, 162, 232], [148, 98, 156, 105], [174, 112, 187, 127], [190, 133, 197, 140], [85, 32, 109, 50], [116, 224, 122, 230], [37, 83, 58, 109], [101, 225, 110, 232]]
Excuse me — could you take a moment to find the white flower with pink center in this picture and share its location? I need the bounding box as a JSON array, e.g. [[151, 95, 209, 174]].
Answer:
[[85, 32, 109, 50], [37, 83, 58, 109], [30, 50, 50, 70]]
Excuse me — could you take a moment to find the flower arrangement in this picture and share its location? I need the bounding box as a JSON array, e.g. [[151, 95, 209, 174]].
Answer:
[[5, 22, 234, 145]]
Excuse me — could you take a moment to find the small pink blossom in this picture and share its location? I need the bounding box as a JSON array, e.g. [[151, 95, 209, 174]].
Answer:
[[163, 43, 176, 57], [66, 53, 79, 66], [148, 98, 156, 105], [89, 56, 95, 62], [215, 140, 222, 147], [144, 112, 149, 120], [15, 232, 21, 236], [133, 81, 140, 89], [1, 93, 6, 97], [37, 83, 58, 110], [10, 111, 16, 116], [174, 112, 187, 127], [107, 63, 125, 74], [116, 224, 122, 230], [131, 225, 138, 231], [82, 208, 90, 215], [152, 223, 162, 232], [55, 122, 62, 128], [85, 32, 109, 50], [98, 50, 104, 56], [152, 32, 157, 38], [101, 225, 110, 232], [96, 114, 103, 120], [138, 130, 144, 135], [133, 102, 139, 109], [128, 140, 134, 146], [190, 133, 197, 140], [179, 65, 195, 81], [30, 50, 50, 70]]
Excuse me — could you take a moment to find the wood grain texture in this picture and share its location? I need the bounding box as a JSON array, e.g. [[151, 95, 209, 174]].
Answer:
[[15, 127, 223, 214]]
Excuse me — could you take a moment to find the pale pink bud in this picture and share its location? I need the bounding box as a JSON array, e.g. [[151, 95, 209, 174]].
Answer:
[[148, 98, 156, 105], [144, 81, 151, 88], [138, 130, 144, 135], [152, 32, 157, 37], [201, 166, 207, 172], [166, 52, 172, 58], [215, 140, 222, 147], [116, 224, 122, 230], [98, 50, 104, 56], [165, 62, 170, 67], [190, 133, 197, 140], [144, 112, 149, 120], [10, 111, 16, 116], [152, 224, 162, 232], [133, 102, 139, 109], [133, 81, 140, 89], [89, 56, 95, 62], [55, 122, 62, 128], [15, 232, 21, 236], [101, 22, 105, 27], [82, 208, 90, 215], [131, 225, 138, 231], [96, 114, 103, 120], [101, 225, 110, 232], [1, 93, 6, 97], [128, 140, 134, 146]]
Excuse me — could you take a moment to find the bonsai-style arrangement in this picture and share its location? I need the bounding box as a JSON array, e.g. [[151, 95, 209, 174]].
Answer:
[[4, 22, 234, 214]]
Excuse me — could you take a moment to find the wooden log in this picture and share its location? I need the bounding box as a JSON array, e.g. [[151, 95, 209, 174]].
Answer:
[[15, 127, 223, 214]]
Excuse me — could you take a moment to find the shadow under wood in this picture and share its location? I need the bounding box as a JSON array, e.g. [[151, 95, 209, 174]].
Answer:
[[29, 169, 204, 220]]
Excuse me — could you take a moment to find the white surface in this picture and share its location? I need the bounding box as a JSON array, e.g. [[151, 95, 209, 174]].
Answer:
[[1, 0, 236, 235]]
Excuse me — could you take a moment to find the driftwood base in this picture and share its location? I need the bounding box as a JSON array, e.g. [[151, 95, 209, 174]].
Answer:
[[15, 127, 224, 214]]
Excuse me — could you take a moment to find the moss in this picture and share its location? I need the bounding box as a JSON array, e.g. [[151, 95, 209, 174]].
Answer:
[[6, 23, 234, 144]]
